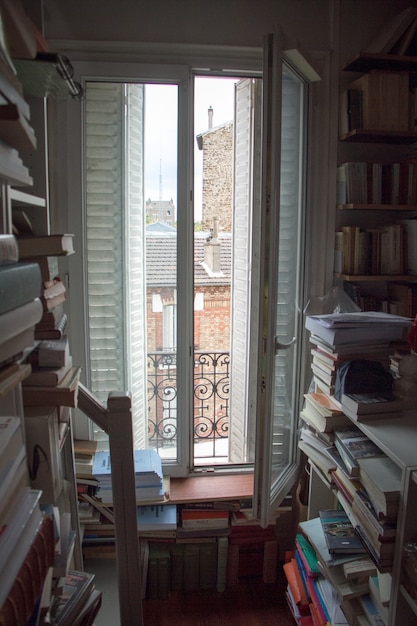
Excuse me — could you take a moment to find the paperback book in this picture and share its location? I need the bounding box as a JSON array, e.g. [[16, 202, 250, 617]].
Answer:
[[319, 509, 366, 554]]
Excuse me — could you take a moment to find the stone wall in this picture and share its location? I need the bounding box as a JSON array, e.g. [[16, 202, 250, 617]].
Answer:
[[201, 123, 233, 233]]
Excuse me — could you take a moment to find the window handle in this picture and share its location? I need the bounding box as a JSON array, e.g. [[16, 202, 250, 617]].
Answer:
[[275, 336, 296, 352]]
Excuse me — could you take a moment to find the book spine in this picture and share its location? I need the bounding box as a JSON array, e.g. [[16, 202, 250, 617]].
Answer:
[[216, 536, 228, 592]]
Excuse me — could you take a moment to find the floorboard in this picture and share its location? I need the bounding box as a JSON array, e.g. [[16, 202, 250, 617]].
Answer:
[[142, 578, 294, 626]]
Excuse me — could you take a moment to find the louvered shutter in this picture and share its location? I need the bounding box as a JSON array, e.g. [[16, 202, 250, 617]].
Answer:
[[85, 82, 147, 448], [125, 85, 147, 449], [86, 83, 126, 397], [229, 78, 262, 463]]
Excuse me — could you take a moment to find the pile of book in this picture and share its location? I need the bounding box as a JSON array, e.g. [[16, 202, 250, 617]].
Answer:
[[91, 447, 166, 505], [293, 311, 413, 624], [15, 232, 74, 342], [285, 513, 392, 626]]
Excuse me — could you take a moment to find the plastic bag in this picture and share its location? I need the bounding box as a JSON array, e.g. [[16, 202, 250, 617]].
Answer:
[[304, 286, 360, 317]]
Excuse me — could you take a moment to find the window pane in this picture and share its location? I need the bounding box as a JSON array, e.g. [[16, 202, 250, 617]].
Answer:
[[270, 64, 306, 485]]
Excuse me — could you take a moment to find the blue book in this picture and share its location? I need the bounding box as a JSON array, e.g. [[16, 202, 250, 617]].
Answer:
[[137, 504, 177, 531], [93, 448, 163, 482]]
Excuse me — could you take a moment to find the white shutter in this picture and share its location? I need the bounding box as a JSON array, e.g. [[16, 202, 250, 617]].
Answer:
[[229, 78, 262, 463], [125, 84, 147, 449], [85, 83, 126, 397], [85, 82, 147, 448]]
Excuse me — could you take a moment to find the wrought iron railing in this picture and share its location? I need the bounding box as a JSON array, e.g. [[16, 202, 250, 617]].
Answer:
[[147, 350, 230, 458]]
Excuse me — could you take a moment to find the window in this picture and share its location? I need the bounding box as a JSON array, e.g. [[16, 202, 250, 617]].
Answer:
[[61, 34, 321, 517]]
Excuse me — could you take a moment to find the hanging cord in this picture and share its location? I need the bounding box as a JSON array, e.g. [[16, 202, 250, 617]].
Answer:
[[28, 444, 49, 481]]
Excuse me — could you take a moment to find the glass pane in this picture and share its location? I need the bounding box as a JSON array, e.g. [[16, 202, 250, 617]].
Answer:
[[270, 64, 306, 488]]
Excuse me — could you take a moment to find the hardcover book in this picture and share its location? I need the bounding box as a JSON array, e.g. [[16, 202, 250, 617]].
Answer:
[[319, 509, 366, 554], [17, 233, 74, 258], [0, 262, 41, 315]]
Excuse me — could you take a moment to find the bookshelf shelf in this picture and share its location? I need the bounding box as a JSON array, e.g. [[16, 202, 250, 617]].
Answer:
[[337, 203, 417, 211], [335, 273, 417, 282], [343, 52, 417, 73], [340, 128, 417, 144]]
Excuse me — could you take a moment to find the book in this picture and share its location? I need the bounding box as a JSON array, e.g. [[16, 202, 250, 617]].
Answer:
[[0, 102, 36, 151], [341, 392, 404, 416], [352, 489, 397, 539], [357, 456, 401, 518], [333, 427, 386, 478], [319, 509, 366, 554], [49, 570, 96, 625], [295, 533, 320, 578], [0, 414, 23, 475], [342, 556, 377, 581], [37, 335, 70, 367], [23, 355, 73, 387], [0, 326, 35, 367], [0, 488, 43, 609], [17, 233, 75, 258], [0, 297, 42, 344], [137, 504, 177, 531], [0, 234, 18, 265], [301, 392, 349, 433], [305, 312, 411, 346], [283, 558, 310, 615], [22, 365, 81, 408], [34, 312, 67, 340], [181, 508, 230, 529], [40, 278, 66, 311], [0, 263, 42, 314], [216, 535, 228, 592]]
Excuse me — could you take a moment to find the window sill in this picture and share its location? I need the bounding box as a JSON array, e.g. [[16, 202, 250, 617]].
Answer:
[[169, 472, 254, 505]]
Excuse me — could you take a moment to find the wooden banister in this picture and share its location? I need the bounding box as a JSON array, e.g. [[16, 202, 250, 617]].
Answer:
[[77, 385, 143, 626]]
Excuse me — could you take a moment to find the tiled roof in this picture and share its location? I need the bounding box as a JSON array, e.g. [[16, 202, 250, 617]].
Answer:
[[146, 231, 231, 287]]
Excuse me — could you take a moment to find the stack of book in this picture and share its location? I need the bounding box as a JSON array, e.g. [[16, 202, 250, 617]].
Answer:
[[295, 311, 411, 623], [15, 233, 74, 342], [287, 516, 383, 626], [306, 312, 411, 397], [0, 234, 43, 371], [91, 447, 166, 505]]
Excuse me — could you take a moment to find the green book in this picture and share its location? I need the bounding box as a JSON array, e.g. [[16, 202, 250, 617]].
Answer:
[[296, 533, 320, 576]]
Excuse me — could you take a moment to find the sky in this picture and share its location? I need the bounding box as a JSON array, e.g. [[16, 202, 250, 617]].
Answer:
[[144, 77, 238, 221]]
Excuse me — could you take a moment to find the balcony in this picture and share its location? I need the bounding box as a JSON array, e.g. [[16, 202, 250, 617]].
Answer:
[[147, 350, 230, 462]]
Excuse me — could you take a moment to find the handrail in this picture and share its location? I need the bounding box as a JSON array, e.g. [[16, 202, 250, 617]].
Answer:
[[78, 383, 143, 626]]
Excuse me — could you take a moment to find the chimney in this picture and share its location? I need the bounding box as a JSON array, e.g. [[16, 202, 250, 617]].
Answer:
[[204, 217, 221, 274], [208, 106, 213, 129]]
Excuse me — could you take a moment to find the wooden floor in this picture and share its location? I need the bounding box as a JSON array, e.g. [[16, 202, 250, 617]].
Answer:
[[141, 579, 295, 626]]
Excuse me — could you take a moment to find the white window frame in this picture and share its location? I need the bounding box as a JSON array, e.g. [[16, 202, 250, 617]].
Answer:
[[48, 42, 334, 495]]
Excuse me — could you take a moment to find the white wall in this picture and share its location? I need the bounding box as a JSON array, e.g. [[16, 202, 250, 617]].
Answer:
[[42, 0, 414, 60]]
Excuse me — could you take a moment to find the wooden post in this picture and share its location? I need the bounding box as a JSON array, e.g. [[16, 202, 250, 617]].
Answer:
[[107, 391, 143, 626]]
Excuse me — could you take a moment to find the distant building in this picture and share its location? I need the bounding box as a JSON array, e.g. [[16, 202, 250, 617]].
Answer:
[[146, 198, 176, 225], [196, 109, 233, 233], [146, 222, 231, 352]]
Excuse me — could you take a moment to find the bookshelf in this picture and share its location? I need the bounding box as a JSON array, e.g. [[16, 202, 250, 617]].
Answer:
[[336, 53, 417, 316], [0, 1, 94, 622], [306, 413, 417, 625]]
